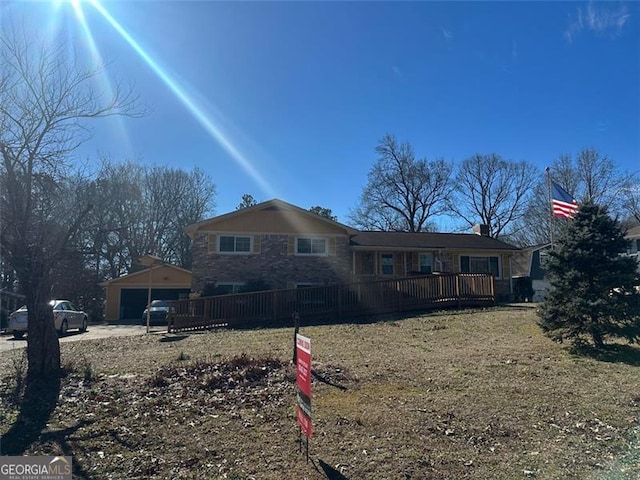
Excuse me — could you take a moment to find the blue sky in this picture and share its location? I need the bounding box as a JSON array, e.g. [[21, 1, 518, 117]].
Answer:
[[5, 1, 640, 225]]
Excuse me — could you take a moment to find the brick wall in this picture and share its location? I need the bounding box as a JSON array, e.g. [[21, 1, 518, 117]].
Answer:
[[191, 233, 352, 293]]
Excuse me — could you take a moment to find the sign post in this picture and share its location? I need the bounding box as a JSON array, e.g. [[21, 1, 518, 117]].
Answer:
[[295, 333, 312, 462]]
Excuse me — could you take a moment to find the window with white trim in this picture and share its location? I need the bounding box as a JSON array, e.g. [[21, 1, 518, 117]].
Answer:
[[296, 237, 327, 255], [381, 254, 394, 275], [460, 255, 500, 278], [218, 235, 252, 253], [419, 253, 433, 274]]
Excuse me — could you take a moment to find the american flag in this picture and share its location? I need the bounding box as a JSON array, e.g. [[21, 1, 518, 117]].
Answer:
[[551, 181, 578, 219]]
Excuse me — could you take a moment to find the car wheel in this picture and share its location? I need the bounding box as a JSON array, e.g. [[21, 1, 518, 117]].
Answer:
[[59, 319, 68, 336], [80, 316, 88, 333], [13, 331, 24, 339]]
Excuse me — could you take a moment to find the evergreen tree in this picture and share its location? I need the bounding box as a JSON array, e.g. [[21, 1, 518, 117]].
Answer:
[[538, 202, 640, 348]]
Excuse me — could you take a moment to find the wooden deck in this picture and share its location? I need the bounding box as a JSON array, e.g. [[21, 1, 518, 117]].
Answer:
[[167, 273, 495, 333]]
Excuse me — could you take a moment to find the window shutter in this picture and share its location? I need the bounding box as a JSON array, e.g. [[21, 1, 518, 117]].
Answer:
[[287, 236, 295, 255], [328, 237, 336, 255], [412, 253, 419, 271], [208, 234, 217, 253], [253, 235, 261, 254]]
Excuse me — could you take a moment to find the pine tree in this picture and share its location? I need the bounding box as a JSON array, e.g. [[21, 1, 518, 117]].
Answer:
[[538, 202, 640, 348]]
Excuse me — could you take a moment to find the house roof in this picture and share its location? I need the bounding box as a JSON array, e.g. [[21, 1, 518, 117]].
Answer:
[[626, 224, 640, 238], [349, 231, 520, 251], [185, 198, 358, 237], [511, 243, 551, 277], [99, 263, 192, 286], [186, 199, 522, 253]]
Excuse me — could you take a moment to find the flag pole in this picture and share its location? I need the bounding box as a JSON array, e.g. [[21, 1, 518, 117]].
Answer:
[[546, 167, 554, 249]]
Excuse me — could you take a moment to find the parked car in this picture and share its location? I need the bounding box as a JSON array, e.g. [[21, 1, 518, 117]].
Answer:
[[141, 299, 174, 325], [7, 300, 88, 339]]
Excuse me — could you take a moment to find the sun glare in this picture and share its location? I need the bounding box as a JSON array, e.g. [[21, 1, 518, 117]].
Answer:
[[70, 0, 275, 197], [62, 0, 132, 158]]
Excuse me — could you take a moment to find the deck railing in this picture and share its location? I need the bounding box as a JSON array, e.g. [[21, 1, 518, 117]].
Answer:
[[167, 273, 495, 333]]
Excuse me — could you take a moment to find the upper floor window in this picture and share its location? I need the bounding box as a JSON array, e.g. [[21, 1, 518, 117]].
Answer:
[[460, 255, 500, 278], [218, 235, 252, 253], [296, 237, 327, 255]]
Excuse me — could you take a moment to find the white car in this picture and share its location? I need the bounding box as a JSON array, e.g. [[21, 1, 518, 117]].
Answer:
[[8, 300, 88, 339]]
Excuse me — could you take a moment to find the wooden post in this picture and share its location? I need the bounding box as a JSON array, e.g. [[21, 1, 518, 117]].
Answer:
[[272, 291, 278, 322], [491, 275, 496, 305], [292, 311, 300, 364]]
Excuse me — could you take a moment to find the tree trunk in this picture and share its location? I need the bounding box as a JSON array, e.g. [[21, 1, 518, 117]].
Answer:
[[27, 300, 61, 380], [591, 329, 605, 349], [22, 259, 61, 380]]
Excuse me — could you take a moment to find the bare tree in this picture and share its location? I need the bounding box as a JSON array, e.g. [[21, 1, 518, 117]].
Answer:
[[0, 27, 142, 379], [512, 148, 632, 246], [507, 181, 554, 247], [85, 161, 216, 274], [148, 166, 216, 268], [84, 160, 146, 279], [449, 154, 538, 238], [573, 148, 629, 208], [624, 177, 640, 224], [349, 134, 452, 232]]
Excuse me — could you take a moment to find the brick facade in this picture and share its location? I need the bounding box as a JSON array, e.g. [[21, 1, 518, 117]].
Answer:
[[191, 233, 352, 293]]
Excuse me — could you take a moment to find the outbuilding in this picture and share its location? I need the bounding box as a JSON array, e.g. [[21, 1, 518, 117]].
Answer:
[[101, 262, 191, 321]]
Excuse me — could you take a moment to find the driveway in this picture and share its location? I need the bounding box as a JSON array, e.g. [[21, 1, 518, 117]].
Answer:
[[0, 324, 167, 353]]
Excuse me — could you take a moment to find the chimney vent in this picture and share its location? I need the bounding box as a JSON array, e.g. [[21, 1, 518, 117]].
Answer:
[[472, 224, 490, 236]]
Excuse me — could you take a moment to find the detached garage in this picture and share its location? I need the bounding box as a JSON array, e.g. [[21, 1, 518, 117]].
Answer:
[[101, 264, 192, 321]]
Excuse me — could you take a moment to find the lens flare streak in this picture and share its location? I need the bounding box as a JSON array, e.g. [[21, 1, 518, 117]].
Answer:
[[69, 1, 132, 152], [84, 0, 274, 195]]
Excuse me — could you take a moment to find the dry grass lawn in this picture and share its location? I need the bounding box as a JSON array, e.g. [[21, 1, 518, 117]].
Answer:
[[0, 305, 639, 479]]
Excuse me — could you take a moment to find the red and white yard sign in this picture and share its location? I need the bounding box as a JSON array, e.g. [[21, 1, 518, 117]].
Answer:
[[296, 333, 312, 438]]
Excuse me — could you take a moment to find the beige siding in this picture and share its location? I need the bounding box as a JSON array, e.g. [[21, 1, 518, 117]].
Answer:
[[451, 253, 460, 273], [103, 266, 191, 321], [201, 208, 348, 235], [394, 253, 404, 275], [501, 253, 510, 279], [411, 252, 419, 271]]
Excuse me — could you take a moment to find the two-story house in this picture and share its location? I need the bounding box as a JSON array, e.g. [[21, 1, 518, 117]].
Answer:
[[186, 199, 519, 299]]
